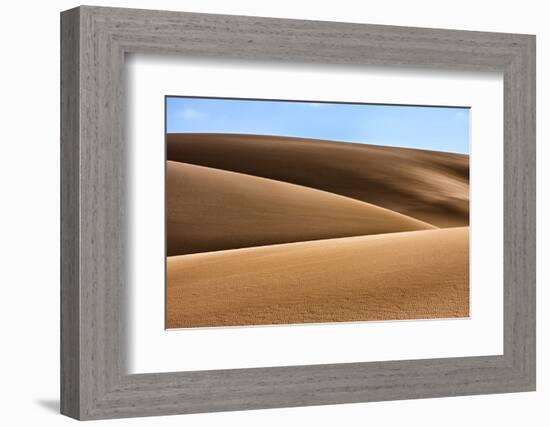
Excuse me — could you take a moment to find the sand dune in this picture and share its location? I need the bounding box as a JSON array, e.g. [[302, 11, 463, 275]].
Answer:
[[167, 133, 469, 227], [167, 161, 435, 256], [166, 227, 469, 328]]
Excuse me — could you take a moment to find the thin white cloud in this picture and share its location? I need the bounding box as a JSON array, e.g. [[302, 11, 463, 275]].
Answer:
[[180, 108, 206, 120]]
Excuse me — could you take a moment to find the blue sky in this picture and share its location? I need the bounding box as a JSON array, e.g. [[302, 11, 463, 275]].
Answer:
[[166, 97, 470, 154]]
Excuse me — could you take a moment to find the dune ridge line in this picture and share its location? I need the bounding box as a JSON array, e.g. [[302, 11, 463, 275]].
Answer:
[[167, 132, 469, 227], [167, 160, 435, 256], [167, 227, 470, 328]]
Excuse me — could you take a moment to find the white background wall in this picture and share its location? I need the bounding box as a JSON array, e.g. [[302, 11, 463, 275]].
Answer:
[[0, 0, 546, 425]]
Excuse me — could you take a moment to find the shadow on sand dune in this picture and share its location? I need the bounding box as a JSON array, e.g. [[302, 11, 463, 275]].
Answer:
[[165, 133, 470, 328]]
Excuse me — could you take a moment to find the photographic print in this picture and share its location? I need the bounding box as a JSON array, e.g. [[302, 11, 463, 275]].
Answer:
[[165, 96, 470, 329]]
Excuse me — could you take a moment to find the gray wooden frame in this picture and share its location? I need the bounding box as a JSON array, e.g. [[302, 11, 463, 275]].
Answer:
[[60, 5, 536, 420]]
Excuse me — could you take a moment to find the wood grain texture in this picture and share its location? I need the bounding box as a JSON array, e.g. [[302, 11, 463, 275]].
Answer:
[[60, 7, 80, 419], [60, 5, 536, 420]]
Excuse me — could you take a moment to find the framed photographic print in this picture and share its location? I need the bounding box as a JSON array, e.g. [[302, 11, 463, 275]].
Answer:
[[60, 6, 536, 420]]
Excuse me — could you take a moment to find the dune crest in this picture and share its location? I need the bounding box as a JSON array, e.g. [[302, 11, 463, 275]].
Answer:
[[167, 133, 469, 227], [167, 227, 470, 328], [167, 160, 435, 256]]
